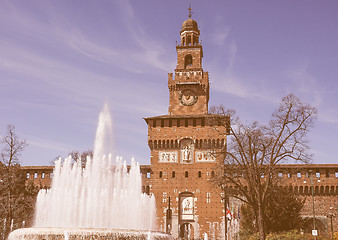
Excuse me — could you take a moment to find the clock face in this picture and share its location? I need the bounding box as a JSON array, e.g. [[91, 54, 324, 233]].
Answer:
[[180, 89, 198, 106]]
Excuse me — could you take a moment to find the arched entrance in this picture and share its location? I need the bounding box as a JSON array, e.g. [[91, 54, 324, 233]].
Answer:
[[302, 217, 326, 235], [179, 223, 194, 239]]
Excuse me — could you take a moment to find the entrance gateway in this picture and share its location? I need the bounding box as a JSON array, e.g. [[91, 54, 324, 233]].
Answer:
[[144, 7, 230, 239]]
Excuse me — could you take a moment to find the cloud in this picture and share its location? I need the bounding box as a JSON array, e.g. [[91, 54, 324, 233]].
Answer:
[[209, 40, 279, 103], [319, 109, 338, 125], [210, 27, 230, 46], [27, 136, 76, 153], [286, 64, 322, 107]]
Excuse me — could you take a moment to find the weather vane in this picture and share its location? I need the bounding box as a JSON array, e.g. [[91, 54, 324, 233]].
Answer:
[[188, 0, 193, 18]]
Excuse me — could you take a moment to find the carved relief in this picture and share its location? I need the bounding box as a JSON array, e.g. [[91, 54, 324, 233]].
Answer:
[[159, 151, 178, 163], [180, 195, 194, 220], [195, 151, 216, 162]]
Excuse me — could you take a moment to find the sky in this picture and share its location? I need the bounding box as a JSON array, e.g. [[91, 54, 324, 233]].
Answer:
[[0, 0, 337, 166]]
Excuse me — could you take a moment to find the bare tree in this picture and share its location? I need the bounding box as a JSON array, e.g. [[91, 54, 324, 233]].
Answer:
[[0, 125, 37, 239], [69, 150, 93, 167], [1, 125, 27, 167], [51, 150, 93, 167], [210, 94, 317, 240]]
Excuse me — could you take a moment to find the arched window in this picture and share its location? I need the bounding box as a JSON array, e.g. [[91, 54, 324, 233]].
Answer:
[[330, 186, 335, 195], [159, 171, 162, 178], [172, 171, 175, 178], [198, 171, 202, 178], [184, 54, 193, 68], [187, 36, 191, 46], [315, 186, 319, 194], [185, 171, 189, 178], [325, 186, 329, 195]]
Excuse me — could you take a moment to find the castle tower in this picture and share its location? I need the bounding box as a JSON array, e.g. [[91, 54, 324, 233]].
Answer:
[[145, 9, 229, 239]]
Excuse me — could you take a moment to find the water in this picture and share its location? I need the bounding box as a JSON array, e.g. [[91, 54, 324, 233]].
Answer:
[[33, 104, 156, 231]]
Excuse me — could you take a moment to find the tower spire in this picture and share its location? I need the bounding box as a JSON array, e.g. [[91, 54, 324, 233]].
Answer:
[[188, 0, 192, 18]]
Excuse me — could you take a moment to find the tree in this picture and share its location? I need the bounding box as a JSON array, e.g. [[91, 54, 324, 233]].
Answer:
[[240, 185, 304, 236], [264, 186, 304, 233], [0, 125, 38, 239], [210, 94, 317, 240], [1, 125, 27, 166], [51, 150, 93, 167]]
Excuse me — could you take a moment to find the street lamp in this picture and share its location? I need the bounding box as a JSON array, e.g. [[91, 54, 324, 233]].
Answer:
[[327, 207, 335, 240], [166, 196, 172, 235], [222, 185, 228, 240], [305, 170, 320, 240]]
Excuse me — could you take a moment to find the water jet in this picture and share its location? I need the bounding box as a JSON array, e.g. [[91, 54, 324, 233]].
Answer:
[[9, 104, 172, 240]]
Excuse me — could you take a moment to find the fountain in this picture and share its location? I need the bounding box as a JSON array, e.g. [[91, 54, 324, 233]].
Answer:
[[9, 104, 172, 240]]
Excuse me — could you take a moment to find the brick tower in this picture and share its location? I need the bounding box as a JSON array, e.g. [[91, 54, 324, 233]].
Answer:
[[144, 9, 229, 239]]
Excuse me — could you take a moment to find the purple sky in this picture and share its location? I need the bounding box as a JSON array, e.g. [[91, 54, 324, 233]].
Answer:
[[1, 0, 337, 166]]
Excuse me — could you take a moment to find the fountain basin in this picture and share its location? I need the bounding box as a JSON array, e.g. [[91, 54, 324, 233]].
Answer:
[[9, 228, 173, 240]]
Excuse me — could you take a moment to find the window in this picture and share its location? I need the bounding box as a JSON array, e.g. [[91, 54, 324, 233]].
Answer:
[[335, 171, 338, 178], [177, 119, 180, 127], [221, 192, 225, 202], [193, 119, 196, 127], [297, 172, 301, 178], [146, 172, 150, 179], [26, 172, 30, 179], [169, 119, 172, 127], [172, 171, 175, 178], [288, 173, 292, 178], [201, 118, 205, 127], [34, 172, 38, 179], [261, 173, 264, 178], [185, 119, 188, 127], [326, 170, 330, 178], [211, 171, 215, 178], [184, 54, 193, 68], [159, 171, 163, 178], [153, 120, 156, 128], [278, 172, 283, 178], [316, 171, 320, 178], [185, 171, 189, 178], [206, 193, 211, 203], [162, 192, 167, 203], [198, 171, 202, 178], [161, 119, 164, 127], [42, 172, 45, 179], [50, 173, 53, 179], [187, 36, 191, 46]]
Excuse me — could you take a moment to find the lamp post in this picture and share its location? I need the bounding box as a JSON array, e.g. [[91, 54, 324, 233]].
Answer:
[[327, 206, 335, 240], [306, 169, 321, 240], [305, 170, 319, 239], [310, 170, 316, 240], [166, 196, 172, 235], [222, 186, 228, 240]]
